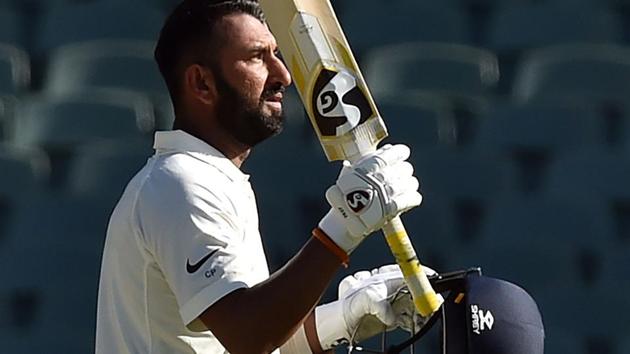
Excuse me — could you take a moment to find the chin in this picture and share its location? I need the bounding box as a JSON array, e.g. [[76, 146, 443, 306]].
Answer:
[[263, 104, 283, 118]]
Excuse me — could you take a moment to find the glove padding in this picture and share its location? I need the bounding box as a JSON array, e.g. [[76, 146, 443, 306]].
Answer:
[[319, 144, 422, 253], [315, 264, 439, 350]]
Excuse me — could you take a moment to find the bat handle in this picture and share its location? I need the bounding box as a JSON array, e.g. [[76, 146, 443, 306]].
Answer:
[[381, 216, 443, 317]]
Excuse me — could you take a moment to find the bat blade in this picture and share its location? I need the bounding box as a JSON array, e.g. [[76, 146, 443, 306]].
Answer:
[[260, 0, 387, 162], [260, 0, 444, 317]]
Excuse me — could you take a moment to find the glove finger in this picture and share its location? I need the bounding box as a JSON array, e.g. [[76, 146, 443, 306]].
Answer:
[[359, 145, 410, 173], [388, 161, 415, 179], [379, 161, 414, 184], [339, 273, 361, 297], [372, 264, 401, 275], [377, 144, 411, 166], [353, 270, 372, 282], [325, 185, 345, 209], [339, 271, 373, 298], [422, 265, 437, 277], [386, 274, 407, 292], [391, 191, 423, 214], [386, 176, 420, 199]]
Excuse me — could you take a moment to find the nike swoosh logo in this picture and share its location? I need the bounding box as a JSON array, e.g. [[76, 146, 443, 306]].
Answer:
[[186, 249, 219, 274]]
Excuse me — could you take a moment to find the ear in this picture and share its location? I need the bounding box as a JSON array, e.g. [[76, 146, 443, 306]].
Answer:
[[183, 64, 217, 105]]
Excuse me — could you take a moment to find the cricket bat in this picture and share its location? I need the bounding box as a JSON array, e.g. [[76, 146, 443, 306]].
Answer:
[[260, 0, 443, 317]]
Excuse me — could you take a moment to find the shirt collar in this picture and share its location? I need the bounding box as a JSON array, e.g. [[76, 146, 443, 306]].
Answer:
[[153, 130, 249, 182]]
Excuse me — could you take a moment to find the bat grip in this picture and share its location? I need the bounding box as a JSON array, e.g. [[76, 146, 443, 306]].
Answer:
[[381, 216, 443, 317]]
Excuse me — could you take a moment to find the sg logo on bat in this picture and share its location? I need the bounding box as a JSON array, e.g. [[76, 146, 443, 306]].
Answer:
[[312, 67, 374, 137]]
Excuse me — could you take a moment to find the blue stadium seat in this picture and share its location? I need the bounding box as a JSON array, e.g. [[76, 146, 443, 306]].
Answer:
[[0, 144, 49, 247], [44, 39, 168, 98], [66, 140, 153, 202], [545, 149, 630, 201], [0, 144, 49, 202], [545, 149, 630, 247], [0, 246, 100, 354], [20, 0, 165, 12], [0, 43, 30, 95], [363, 42, 500, 100], [11, 92, 154, 150], [474, 103, 607, 191], [475, 103, 607, 152], [597, 249, 630, 301], [0, 194, 111, 252], [513, 44, 630, 104], [485, 3, 622, 53], [623, 113, 630, 152], [34, 0, 164, 55], [0, 320, 93, 354], [336, 0, 470, 55], [411, 146, 519, 245], [0, 95, 17, 139], [470, 195, 615, 294], [543, 327, 588, 354], [378, 96, 458, 149], [0, 7, 22, 46], [396, 198, 464, 271], [537, 288, 630, 341], [618, 334, 630, 354], [0, 194, 110, 354], [413, 146, 518, 202]]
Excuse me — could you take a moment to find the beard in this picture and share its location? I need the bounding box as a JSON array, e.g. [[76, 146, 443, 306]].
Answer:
[[214, 70, 285, 148]]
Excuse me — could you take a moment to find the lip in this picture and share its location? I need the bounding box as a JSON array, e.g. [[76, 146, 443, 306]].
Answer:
[[265, 101, 282, 110], [265, 93, 284, 102]]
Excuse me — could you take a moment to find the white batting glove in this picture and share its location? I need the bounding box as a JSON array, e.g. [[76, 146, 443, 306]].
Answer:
[[318, 144, 422, 253], [314, 265, 439, 350]]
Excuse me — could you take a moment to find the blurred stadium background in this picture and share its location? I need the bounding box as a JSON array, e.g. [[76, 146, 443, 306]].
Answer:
[[0, 0, 629, 353]]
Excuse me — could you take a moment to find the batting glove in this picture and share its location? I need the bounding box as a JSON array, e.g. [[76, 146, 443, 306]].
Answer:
[[318, 144, 422, 253], [315, 264, 439, 350]]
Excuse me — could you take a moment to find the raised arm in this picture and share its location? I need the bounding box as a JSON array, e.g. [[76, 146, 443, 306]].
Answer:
[[199, 144, 422, 353]]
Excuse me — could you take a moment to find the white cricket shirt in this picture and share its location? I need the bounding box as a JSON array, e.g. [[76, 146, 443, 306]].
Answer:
[[96, 130, 275, 354]]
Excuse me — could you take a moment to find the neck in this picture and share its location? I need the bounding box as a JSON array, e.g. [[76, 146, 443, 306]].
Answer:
[[173, 117, 251, 168]]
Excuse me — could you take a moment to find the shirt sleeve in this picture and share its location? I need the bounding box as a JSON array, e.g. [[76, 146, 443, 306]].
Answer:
[[134, 158, 261, 327]]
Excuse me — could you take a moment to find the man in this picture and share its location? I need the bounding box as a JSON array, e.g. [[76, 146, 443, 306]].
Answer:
[[95, 1, 425, 353]]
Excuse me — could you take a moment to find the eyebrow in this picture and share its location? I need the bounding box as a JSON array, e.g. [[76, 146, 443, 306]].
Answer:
[[248, 42, 278, 53]]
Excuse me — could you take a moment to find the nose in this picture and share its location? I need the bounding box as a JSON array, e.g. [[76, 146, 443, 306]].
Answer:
[[269, 53, 292, 88]]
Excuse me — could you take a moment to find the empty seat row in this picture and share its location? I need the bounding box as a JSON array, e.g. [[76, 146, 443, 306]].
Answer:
[[4, 92, 630, 198], [10, 92, 155, 149], [0, 0, 165, 56], [6, 39, 630, 118], [377, 99, 630, 154], [0, 39, 170, 98], [1, 0, 629, 58], [1, 157, 628, 354], [0, 193, 113, 354], [244, 137, 630, 269], [1, 193, 620, 353], [363, 42, 630, 104], [5, 87, 630, 157], [0, 141, 150, 203]]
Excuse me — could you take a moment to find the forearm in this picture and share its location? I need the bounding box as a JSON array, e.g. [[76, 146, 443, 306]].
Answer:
[[201, 236, 342, 353]]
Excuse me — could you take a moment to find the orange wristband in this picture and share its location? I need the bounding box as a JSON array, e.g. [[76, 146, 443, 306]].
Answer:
[[312, 227, 349, 268]]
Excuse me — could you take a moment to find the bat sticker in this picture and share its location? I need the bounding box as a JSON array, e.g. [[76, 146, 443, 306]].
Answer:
[[312, 68, 373, 137]]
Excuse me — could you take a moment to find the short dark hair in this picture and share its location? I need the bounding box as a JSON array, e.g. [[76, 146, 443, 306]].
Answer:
[[154, 0, 265, 107]]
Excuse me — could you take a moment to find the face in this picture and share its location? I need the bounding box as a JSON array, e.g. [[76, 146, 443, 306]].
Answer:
[[211, 13, 292, 147]]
